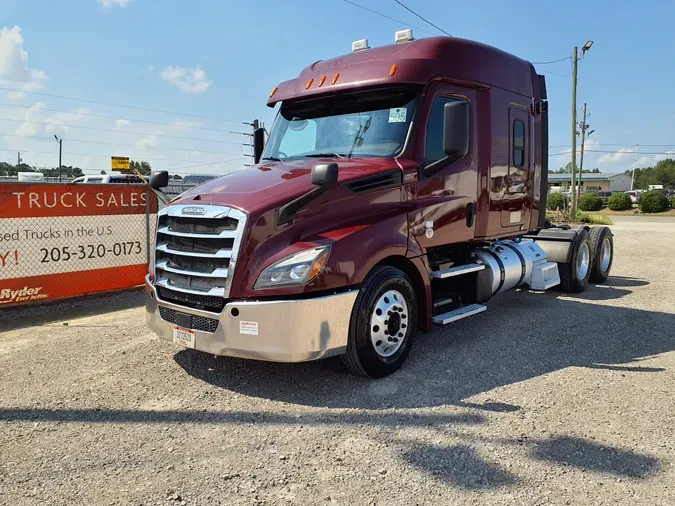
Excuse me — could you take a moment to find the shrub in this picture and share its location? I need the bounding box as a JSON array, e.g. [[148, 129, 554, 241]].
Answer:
[[672, 196, 675, 209], [607, 192, 632, 211], [578, 192, 602, 211], [547, 192, 566, 211], [639, 190, 669, 213]]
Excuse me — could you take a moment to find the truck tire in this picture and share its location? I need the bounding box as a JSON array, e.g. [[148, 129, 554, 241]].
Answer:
[[559, 228, 592, 293], [589, 226, 613, 283], [342, 266, 417, 378]]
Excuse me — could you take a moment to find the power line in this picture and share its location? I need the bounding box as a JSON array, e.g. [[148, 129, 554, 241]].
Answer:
[[0, 86, 245, 124], [392, 0, 451, 36], [0, 102, 237, 134], [0, 147, 243, 165], [340, 0, 434, 35], [550, 149, 675, 156], [539, 69, 572, 79], [0, 117, 246, 145], [532, 56, 572, 65], [169, 157, 249, 173], [551, 144, 675, 149], [1, 133, 245, 156]]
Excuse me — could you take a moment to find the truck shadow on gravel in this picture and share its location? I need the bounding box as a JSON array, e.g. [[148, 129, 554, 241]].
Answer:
[[174, 277, 672, 414], [0, 288, 145, 332]]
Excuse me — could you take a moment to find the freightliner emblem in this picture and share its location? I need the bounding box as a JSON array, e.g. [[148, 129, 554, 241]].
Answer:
[[181, 207, 207, 215]]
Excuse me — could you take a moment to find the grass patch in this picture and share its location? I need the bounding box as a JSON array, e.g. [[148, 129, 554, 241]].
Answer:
[[546, 209, 613, 225], [575, 211, 613, 225]]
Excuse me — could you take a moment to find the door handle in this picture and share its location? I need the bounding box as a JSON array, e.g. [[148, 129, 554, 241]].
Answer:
[[466, 202, 476, 227]]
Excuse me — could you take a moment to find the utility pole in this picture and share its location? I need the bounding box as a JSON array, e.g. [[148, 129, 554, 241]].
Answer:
[[570, 46, 578, 214], [17, 152, 20, 166], [630, 144, 639, 190], [230, 120, 258, 168], [54, 135, 63, 182], [577, 103, 593, 201]]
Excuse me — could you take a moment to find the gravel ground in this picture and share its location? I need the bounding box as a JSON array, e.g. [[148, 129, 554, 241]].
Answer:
[[1, 218, 674, 506]]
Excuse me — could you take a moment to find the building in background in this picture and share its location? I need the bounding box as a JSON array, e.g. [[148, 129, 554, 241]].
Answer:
[[548, 172, 632, 193]]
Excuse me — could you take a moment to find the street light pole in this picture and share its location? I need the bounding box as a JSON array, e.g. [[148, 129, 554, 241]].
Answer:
[[571, 46, 578, 214], [570, 40, 593, 215], [54, 135, 62, 182]]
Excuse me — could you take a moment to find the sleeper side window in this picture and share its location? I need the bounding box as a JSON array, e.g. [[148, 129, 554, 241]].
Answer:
[[513, 120, 525, 170]]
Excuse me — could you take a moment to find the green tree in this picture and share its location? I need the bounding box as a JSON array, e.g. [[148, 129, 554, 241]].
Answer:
[[129, 160, 152, 176], [171, 174, 183, 180]]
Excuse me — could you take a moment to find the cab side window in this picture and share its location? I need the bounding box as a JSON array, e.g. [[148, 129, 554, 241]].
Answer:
[[426, 96, 468, 164], [512, 120, 525, 170]]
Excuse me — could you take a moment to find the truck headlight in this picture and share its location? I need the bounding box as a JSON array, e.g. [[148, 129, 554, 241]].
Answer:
[[254, 246, 330, 289]]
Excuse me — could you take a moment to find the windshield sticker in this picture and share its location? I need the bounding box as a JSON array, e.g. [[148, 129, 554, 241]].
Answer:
[[388, 108, 407, 123]]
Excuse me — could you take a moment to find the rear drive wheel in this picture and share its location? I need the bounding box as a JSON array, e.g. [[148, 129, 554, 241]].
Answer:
[[342, 266, 417, 378], [559, 228, 592, 293], [589, 226, 614, 283]]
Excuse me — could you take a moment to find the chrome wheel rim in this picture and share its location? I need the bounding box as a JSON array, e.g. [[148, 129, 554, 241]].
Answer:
[[577, 242, 590, 280], [600, 237, 612, 272], [370, 290, 409, 357]]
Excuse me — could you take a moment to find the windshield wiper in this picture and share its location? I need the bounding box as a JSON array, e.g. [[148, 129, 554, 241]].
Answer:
[[261, 156, 282, 162], [304, 153, 346, 159]]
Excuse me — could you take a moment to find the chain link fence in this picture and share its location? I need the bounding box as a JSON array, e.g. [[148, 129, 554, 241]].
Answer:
[[0, 182, 158, 307]]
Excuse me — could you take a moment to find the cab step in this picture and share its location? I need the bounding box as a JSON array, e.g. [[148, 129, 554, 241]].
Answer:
[[432, 303, 487, 325], [431, 263, 485, 279]]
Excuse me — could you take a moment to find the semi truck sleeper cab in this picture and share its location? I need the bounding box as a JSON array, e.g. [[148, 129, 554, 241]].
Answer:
[[145, 31, 614, 378]]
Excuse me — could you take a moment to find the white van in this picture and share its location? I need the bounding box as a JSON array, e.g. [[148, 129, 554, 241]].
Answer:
[[71, 174, 143, 184]]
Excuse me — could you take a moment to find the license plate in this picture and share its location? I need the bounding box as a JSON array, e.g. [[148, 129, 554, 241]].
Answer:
[[173, 325, 195, 349]]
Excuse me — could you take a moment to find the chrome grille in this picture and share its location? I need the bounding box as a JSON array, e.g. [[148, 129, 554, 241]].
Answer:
[[158, 306, 219, 334], [157, 287, 226, 312], [154, 205, 247, 307]]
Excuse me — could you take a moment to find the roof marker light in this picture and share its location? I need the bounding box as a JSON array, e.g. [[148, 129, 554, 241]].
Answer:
[[352, 39, 369, 52], [395, 29, 414, 44], [390, 64, 398, 76], [318, 75, 327, 87], [305, 78, 314, 90], [332, 73, 340, 85], [269, 87, 278, 98]]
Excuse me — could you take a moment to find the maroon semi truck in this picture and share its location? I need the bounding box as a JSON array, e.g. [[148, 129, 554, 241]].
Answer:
[[146, 31, 614, 378]]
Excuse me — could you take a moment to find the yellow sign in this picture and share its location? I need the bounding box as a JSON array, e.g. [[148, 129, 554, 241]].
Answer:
[[111, 156, 130, 170]]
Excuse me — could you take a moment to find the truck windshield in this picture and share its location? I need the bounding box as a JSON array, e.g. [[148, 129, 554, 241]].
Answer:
[[263, 88, 418, 160]]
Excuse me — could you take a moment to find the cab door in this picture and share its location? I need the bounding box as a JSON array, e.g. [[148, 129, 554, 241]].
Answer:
[[500, 106, 531, 227], [409, 82, 478, 251]]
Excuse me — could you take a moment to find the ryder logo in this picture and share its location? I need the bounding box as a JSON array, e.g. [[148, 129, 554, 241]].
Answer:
[[0, 286, 47, 304]]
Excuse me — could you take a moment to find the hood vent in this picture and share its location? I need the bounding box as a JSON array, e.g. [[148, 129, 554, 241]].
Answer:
[[342, 170, 402, 195]]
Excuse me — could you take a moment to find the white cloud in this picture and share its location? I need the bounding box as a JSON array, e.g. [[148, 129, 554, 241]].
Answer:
[[116, 119, 130, 129], [97, 0, 135, 8], [160, 66, 212, 94], [44, 107, 90, 133], [654, 150, 675, 163], [598, 148, 634, 165], [12, 101, 45, 136], [190, 151, 200, 156], [168, 118, 201, 130], [136, 136, 158, 148], [0, 26, 48, 100]]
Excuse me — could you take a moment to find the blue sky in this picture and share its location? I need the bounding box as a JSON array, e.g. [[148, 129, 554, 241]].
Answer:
[[1, 0, 673, 175]]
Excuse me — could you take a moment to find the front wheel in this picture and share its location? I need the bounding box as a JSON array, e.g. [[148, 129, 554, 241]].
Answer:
[[342, 266, 417, 378]]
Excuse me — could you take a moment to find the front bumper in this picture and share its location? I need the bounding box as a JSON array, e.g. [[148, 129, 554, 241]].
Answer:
[[145, 275, 358, 362]]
